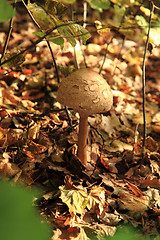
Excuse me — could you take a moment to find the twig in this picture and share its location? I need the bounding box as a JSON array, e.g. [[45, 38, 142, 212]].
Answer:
[[88, 121, 105, 177], [46, 41, 60, 83], [80, 1, 88, 68], [99, 36, 113, 75], [0, 18, 13, 63], [22, 0, 60, 84], [99, 8, 127, 75], [141, 2, 154, 157], [71, 5, 80, 69], [0, 19, 86, 68], [88, 121, 105, 147], [22, 0, 72, 127], [111, 37, 125, 76], [0, 26, 60, 67]]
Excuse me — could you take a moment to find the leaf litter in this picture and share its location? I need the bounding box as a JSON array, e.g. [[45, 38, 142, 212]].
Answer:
[[0, 4, 160, 240]]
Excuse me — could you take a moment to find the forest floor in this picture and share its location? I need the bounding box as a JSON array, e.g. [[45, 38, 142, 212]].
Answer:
[[0, 3, 160, 240]]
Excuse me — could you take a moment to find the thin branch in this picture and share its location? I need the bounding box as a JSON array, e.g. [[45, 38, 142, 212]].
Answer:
[[111, 36, 125, 76], [22, 0, 60, 84], [22, 0, 72, 128], [71, 5, 80, 69], [0, 18, 13, 63], [99, 36, 113, 75], [0, 27, 57, 67], [1, 19, 160, 69], [99, 7, 127, 75], [141, 2, 154, 156], [0, 20, 79, 68], [80, 1, 88, 68]]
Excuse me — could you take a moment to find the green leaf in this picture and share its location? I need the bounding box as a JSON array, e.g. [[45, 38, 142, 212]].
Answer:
[[59, 185, 89, 214], [33, 31, 46, 37], [0, 180, 51, 240], [86, 0, 110, 12], [0, 0, 15, 21], [69, 22, 91, 44], [44, 0, 68, 18], [27, 2, 57, 31], [27, 1, 90, 47], [136, 15, 160, 46], [49, 37, 64, 47], [1, 50, 25, 68], [33, 31, 64, 47], [114, 4, 125, 24], [58, 26, 77, 46], [58, 0, 76, 3], [136, 15, 148, 31]]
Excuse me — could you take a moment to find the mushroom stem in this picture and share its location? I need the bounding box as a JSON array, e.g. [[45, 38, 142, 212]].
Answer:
[[77, 115, 88, 165]]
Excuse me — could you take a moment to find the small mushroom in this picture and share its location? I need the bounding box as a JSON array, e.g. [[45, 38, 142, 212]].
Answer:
[[57, 68, 113, 166]]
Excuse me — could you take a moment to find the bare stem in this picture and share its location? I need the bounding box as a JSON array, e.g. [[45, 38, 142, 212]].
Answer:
[[0, 18, 13, 64], [22, 0, 72, 127], [22, 0, 60, 83], [142, 2, 154, 156], [77, 115, 88, 165], [80, 1, 88, 68]]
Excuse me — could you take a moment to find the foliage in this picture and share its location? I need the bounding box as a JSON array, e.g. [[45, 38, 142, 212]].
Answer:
[[94, 0, 160, 46], [0, 0, 15, 21], [27, 0, 91, 48], [86, 0, 111, 12], [1, 50, 25, 68], [0, 180, 51, 240], [58, 0, 76, 4], [59, 0, 111, 12]]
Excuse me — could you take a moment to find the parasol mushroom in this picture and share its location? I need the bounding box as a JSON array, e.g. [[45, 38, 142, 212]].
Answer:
[[57, 68, 113, 166]]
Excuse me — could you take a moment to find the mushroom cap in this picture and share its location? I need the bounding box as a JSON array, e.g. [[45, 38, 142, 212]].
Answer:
[[57, 68, 113, 116]]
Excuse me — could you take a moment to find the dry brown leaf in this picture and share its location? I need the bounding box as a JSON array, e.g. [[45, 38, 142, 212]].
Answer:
[[145, 136, 159, 152], [22, 89, 45, 100], [152, 123, 160, 133], [100, 156, 119, 173], [125, 180, 143, 197], [2, 88, 21, 105], [141, 177, 160, 191], [0, 153, 21, 177], [27, 122, 41, 140], [88, 186, 106, 216], [0, 127, 23, 147], [22, 140, 47, 158], [93, 224, 116, 237], [117, 190, 149, 211]]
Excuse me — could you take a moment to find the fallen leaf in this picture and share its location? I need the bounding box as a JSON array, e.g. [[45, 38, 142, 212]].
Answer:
[[105, 139, 133, 152], [22, 140, 47, 158], [117, 190, 149, 211], [141, 177, 160, 191], [125, 180, 143, 197], [87, 186, 106, 216], [59, 185, 88, 215], [132, 112, 152, 125]]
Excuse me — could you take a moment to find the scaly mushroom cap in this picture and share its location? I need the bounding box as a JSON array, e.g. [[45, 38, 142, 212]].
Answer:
[[57, 68, 113, 116]]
